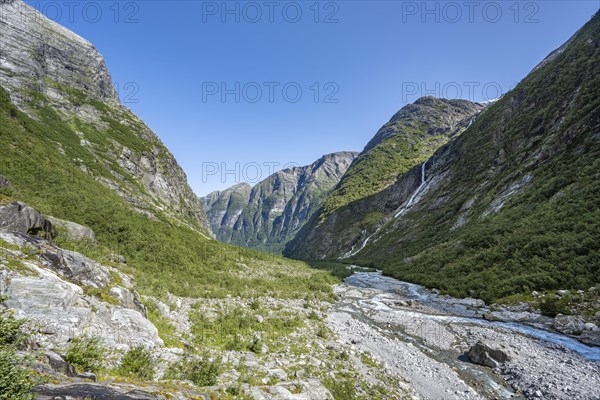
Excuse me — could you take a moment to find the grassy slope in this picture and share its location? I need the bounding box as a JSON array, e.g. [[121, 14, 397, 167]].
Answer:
[[353, 13, 600, 303], [320, 99, 480, 218], [0, 85, 337, 301]]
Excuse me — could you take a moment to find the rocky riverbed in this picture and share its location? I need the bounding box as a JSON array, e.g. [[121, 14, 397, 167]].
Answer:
[[327, 271, 600, 400]]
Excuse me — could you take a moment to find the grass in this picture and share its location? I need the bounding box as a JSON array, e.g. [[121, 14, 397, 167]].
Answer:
[[189, 304, 305, 352]]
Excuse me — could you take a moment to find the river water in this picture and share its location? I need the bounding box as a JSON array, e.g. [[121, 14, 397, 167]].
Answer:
[[330, 271, 600, 399]]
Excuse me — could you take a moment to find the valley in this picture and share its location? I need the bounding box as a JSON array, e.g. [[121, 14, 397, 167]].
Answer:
[[0, 0, 599, 399]]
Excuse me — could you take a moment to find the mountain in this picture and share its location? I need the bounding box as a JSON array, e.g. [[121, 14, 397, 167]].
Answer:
[[0, 0, 211, 235], [0, 3, 361, 397], [0, 0, 342, 302], [290, 12, 600, 304], [200, 152, 358, 253], [285, 98, 486, 259]]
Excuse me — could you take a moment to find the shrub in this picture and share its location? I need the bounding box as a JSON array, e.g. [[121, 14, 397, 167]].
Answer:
[[0, 310, 40, 399], [117, 345, 156, 380], [166, 351, 222, 387], [0, 309, 26, 346], [539, 296, 569, 317], [249, 336, 263, 354], [0, 348, 37, 400], [323, 378, 356, 400], [65, 336, 105, 373]]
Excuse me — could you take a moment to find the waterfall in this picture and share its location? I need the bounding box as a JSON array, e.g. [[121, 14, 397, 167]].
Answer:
[[340, 161, 428, 259], [394, 161, 427, 218], [340, 226, 382, 259]]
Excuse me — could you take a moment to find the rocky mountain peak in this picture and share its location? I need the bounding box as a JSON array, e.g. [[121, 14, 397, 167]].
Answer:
[[0, 0, 118, 109], [201, 151, 358, 253]]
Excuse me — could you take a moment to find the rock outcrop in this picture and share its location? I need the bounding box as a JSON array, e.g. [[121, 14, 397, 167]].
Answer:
[[0, 201, 54, 238], [0, 230, 158, 350], [553, 314, 586, 336], [47, 216, 96, 242], [201, 152, 358, 253]]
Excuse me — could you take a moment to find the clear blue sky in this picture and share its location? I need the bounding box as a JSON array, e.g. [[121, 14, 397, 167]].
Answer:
[[25, 0, 599, 195]]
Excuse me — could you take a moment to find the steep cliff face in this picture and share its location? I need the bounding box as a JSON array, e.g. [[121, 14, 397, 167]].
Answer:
[[328, 13, 600, 302], [0, 0, 210, 234], [285, 98, 486, 259], [200, 183, 252, 239], [201, 152, 358, 253]]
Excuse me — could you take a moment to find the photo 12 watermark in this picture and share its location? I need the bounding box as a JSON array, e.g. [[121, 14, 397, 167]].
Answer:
[[400, 1, 540, 24], [0, 1, 140, 24], [201, 161, 302, 185], [402, 81, 519, 103], [200, 1, 340, 24], [201, 81, 339, 104]]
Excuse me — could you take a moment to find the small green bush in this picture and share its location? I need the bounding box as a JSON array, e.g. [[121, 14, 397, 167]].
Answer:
[[323, 378, 356, 400], [0, 348, 37, 400], [0, 310, 40, 399], [117, 345, 156, 380], [0, 309, 26, 346], [539, 296, 570, 317], [65, 336, 105, 373], [166, 351, 222, 387]]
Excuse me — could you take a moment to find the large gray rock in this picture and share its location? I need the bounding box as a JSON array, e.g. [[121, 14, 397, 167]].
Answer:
[[483, 310, 553, 328], [47, 216, 96, 242], [579, 330, 600, 347], [45, 351, 78, 377], [468, 340, 516, 368], [553, 314, 586, 335], [0, 201, 53, 237], [248, 379, 333, 400], [34, 383, 159, 400], [41, 249, 110, 289]]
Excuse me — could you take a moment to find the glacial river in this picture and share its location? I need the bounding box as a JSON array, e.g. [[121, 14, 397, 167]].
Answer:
[[329, 271, 600, 399]]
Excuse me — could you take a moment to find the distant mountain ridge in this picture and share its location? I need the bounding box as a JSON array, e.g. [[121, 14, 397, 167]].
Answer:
[[200, 151, 358, 253]]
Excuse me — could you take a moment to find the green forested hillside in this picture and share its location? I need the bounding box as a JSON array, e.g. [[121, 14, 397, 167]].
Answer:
[[352, 12, 600, 303], [0, 86, 336, 300]]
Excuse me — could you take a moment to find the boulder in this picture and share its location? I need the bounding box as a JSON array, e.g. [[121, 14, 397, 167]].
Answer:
[[0, 201, 54, 238], [109, 286, 146, 316], [40, 247, 110, 289], [47, 216, 96, 242], [34, 383, 159, 399], [468, 340, 516, 368], [553, 314, 586, 335], [484, 310, 552, 327], [0, 175, 9, 188], [579, 330, 600, 347], [268, 368, 288, 381], [583, 322, 599, 332], [45, 351, 78, 377]]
